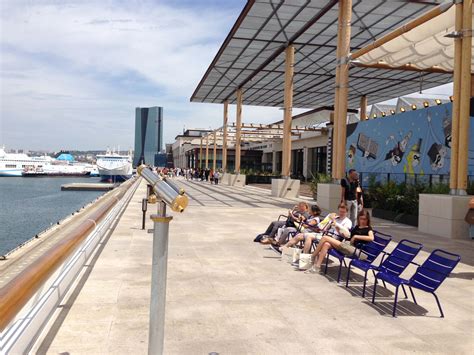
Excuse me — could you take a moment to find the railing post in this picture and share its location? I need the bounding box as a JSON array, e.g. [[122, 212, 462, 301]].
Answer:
[[148, 201, 172, 355]]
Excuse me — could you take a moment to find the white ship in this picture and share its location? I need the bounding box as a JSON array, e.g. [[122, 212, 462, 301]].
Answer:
[[0, 147, 49, 177], [96, 149, 133, 182]]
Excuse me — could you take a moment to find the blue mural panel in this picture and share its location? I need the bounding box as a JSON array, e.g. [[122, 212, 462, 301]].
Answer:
[[345, 103, 474, 179]]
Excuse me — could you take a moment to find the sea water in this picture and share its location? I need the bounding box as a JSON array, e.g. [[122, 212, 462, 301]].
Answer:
[[0, 177, 104, 255]]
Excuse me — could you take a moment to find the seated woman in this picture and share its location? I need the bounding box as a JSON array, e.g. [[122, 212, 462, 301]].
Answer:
[[284, 202, 352, 254], [259, 202, 310, 244], [270, 205, 322, 253], [305, 209, 374, 274]]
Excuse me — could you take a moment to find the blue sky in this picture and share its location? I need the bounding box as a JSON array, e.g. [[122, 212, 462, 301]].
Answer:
[[0, 0, 452, 151]]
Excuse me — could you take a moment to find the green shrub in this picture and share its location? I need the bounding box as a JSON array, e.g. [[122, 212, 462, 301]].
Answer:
[[309, 172, 332, 194], [368, 179, 451, 215]]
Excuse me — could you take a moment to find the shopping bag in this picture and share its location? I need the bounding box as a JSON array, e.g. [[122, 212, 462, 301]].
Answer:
[[298, 253, 312, 270], [292, 248, 301, 263]]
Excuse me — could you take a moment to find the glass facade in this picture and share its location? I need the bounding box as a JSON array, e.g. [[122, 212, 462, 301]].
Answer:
[[133, 107, 163, 167]]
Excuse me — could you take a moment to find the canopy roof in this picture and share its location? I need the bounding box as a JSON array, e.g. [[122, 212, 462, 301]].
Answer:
[[357, 5, 474, 72], [191, 0, 452, 109]]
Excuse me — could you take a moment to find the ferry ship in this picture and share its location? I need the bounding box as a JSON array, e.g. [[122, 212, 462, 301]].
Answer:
[[0, 147, 49, 177], [96, 149, 133, 182]]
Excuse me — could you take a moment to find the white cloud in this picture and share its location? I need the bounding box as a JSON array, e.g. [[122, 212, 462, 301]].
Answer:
[[0, 0, 453, 151]]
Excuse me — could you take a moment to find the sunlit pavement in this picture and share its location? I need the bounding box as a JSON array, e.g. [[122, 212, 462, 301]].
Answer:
[[34, 178, 474, 354]]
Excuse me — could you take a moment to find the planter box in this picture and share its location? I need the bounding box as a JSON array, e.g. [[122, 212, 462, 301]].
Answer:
[[245, 175, 280, 184], [372, 208, 418, 227]]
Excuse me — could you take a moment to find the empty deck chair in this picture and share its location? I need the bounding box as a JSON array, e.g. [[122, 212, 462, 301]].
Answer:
[[371, 249, 460, 317], [323, 231, 392, 283], [346, 239, 423, 298]]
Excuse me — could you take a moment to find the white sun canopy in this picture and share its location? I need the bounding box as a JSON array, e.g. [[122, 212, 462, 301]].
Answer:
[[357, 5, 474, 72]]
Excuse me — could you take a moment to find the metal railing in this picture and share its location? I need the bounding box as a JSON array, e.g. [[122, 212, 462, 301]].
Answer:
[[0, 178, 136, 334]]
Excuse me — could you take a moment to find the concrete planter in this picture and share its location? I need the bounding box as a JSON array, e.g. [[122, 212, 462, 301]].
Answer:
[[271, 178, 300, 198], [418, 193, 471, 239], [316, 183, 341, 212]]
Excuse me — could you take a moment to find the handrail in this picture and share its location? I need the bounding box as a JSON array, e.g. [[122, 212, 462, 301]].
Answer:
[[0, 178, 135, 331]]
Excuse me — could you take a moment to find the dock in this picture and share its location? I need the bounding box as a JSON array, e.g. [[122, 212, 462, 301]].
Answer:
[[24, 178, 473, 354], [61, 182, 116, 191]]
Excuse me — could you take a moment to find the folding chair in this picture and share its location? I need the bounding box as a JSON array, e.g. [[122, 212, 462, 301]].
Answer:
[[323, 231, 392, 283], [372, 249, 460, 317], [346, 238, 422, 297]]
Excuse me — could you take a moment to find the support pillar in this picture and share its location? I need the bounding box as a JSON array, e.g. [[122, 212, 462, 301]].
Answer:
[[281, 45, 295, 178], [222, 100, 229, 172], [213, 130, 217, 171], [457, 0, 472, 194], [205, 134, 209, 169], [235, 89, 243, 173], [333, 0, 352, 180], [360, 95, 367, 120], [199, 137, 203, 169], [449, 1, 463, 193], [272, 45, 300, 198]]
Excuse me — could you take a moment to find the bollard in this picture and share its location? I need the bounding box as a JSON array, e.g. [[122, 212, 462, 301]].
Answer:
[[148, 201, 172, 355], [142, 198, 148, 230]]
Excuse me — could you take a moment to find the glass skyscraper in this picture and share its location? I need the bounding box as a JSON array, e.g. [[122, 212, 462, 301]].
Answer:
[[133, 106, 163, 167]]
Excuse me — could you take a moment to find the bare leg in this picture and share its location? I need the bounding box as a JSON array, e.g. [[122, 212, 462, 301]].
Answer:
[[311, 236, 342, 268], [303, 235, 314, 254], [284, 234, 304, 248]]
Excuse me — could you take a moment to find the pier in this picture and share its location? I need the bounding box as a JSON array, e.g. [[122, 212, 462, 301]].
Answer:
[[2, 178, 471, 354], [61, 183, 116, 191]]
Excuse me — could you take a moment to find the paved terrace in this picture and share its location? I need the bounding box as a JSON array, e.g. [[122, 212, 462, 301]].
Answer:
[[34, 179, 474, 354]]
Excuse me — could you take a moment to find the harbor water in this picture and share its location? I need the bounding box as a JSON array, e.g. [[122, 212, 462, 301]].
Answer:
[[0, 177, 104, 255]]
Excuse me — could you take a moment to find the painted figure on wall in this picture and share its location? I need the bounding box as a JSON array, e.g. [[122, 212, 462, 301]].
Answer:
[[384, 131, 412, 166]]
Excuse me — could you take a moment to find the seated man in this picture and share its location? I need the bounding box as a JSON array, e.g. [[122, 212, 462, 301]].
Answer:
[[284, 203, 352, 255], [270, 204, 322, 254], [305, 209, 374, 274], [259, 202, 310, 245]]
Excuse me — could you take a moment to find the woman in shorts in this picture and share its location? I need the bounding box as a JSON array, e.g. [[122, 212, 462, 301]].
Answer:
[[305, 209, 374, 273]]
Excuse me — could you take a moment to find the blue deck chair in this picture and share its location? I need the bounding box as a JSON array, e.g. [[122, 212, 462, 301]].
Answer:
[[323, 231, 392, 283], [372, 249, 461, 317], [346, 239, 422, 298]]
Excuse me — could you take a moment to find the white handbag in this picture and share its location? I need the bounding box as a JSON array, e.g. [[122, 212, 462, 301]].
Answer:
[[298, 253, 312, 270], [291, 248, 301, 263]]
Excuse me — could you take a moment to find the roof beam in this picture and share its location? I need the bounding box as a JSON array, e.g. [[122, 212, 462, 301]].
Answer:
[[223, 0, 339, 101], [351, 61, 453, 74]]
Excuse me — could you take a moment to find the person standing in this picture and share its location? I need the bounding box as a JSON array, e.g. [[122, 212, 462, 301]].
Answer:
[[213, 170, 219, 185], [341, 169, 359, 225]]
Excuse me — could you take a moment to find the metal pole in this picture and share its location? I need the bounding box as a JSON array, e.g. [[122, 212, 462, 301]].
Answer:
[[148, 201, 172, 355]]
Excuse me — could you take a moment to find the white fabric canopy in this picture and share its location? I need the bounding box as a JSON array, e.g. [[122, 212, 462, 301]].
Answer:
[[357, 6, 474, 72]]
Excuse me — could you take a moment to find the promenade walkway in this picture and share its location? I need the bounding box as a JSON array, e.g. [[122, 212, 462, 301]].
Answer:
[[34, 178, 474, 354]]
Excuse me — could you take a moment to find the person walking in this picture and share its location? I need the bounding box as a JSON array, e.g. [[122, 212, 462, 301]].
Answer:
[[213, 170, 219, 185], [341, 169, 359, 225]]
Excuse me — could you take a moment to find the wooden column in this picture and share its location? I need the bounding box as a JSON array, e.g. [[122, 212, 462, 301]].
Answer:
[[213, 130, 217, 171], [281, 45, 295, 178], [222, 100, 229, 172], [205, 134, 209, 169], [199, 137, 203, 169], [449, 1, 463, 193], [332, 1, 344, 179], [335, 0, 352, 180], [457, 0, 472, 193], [235, 89, 243, 173], [360, 95, 367, 120]]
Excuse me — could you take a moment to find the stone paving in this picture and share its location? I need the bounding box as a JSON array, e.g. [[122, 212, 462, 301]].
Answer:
[[34, 178, 474, 354]]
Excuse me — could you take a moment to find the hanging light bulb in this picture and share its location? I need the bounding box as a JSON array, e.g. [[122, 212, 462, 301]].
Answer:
[[411, 104, 417, 110], [423, 101, 429, 108], [400, 107, 406, 113]]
